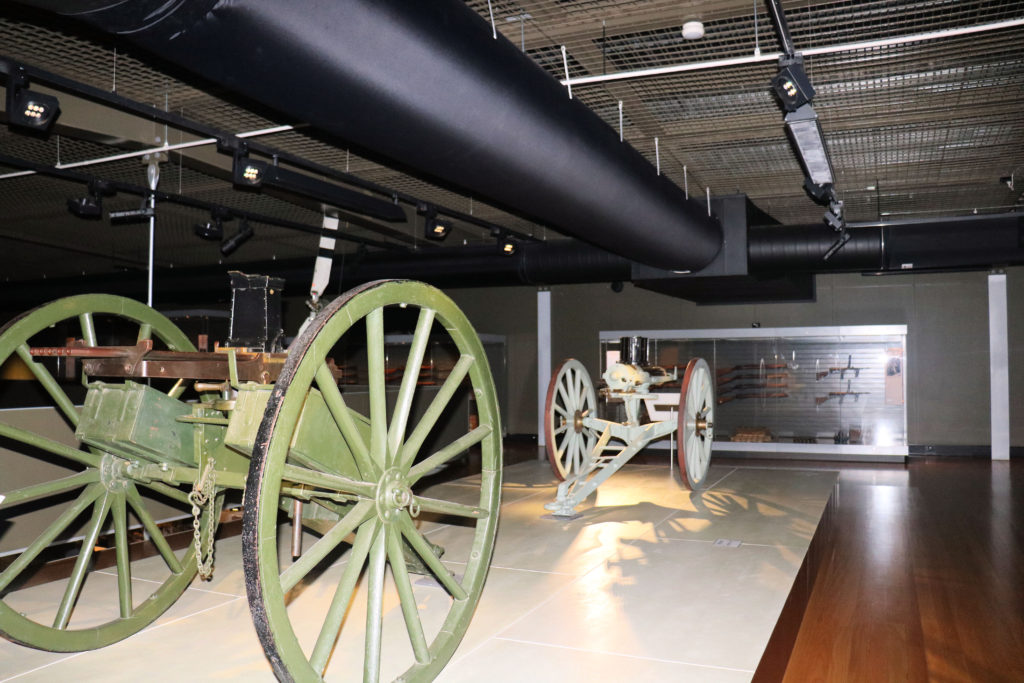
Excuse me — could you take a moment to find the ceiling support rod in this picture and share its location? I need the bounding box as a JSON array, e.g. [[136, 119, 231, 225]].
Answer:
[[563, 17, 1024, 88]]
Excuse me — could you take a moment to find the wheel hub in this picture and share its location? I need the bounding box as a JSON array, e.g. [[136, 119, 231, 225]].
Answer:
[[99, 453, 131, 492], [573, 409, 584, 433], [376, 468, 414, 521]]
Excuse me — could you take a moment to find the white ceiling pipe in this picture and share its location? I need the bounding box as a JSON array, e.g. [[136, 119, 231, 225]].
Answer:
[[563, 17, 1024, 88]]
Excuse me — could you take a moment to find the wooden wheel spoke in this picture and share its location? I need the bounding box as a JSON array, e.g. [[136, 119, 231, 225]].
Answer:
[[16, 343, 80, 428], [280, 500, 375, 593], [363, 526, 388, 683], [398, 514, 466, 600], [0, 469, 99, 510], [54, 491, 113, 629], [308, 519, 378, 674], [77, 312, 97, 346], [134, 480, 191, 506], [316, 363, 376, 479], [126, 484, 183, 574], [387, 308, 435, 466], [282, 463, 377, 499], [411, 494, 488, 520], [0, 483, 104, 593], [556, 380, 572, 412], [385, 525, 430, 663], [112, 495, 133, 618], [366, 307, 388, 470], [397, 354, 474, 472], [407, 424, 493, 484], [552, 404, 569, 418], [558, 429, 573, 458], [0, 416, 100, 471]]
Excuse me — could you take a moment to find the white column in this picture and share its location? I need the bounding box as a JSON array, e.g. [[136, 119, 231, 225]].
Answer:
[[988, 272, 1010, 460], [537, 289, 552, 452]]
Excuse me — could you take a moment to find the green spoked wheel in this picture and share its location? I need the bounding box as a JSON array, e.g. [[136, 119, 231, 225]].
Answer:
[[544, 359, 599, 481], [0, 295, 203, 651], [243, 280, 502, 682], [677, 357, 715, 490]]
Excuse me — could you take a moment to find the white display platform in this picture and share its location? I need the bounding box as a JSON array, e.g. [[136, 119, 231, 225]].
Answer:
[[0, 460, 837, 682]]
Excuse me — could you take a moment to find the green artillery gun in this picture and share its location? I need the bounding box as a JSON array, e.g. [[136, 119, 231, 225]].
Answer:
[[0, 277, 501, 682], [541, 337, 715, 518]]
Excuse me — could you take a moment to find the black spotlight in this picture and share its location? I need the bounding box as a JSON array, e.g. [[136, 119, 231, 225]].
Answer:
[[67, 195, 103, 219], [67, 180, 114, 219], [220, 220, 255, 256], [499, 235, 517, 256], [194, 219, 223, 241], [771, 55, 815, 112], [233, 156, 266, 188], [6, 71, 60, 134], [425, 215, 452, 241], [195, 208, 232, 241]]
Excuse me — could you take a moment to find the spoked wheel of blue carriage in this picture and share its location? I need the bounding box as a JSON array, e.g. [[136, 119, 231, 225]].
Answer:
[[243, 280, 502, 682], [0, 295, 207, 651], [544, 359, 600, 481], [678, 357, 715, 490]]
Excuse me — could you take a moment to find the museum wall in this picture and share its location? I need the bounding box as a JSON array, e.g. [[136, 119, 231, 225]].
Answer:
[[450, 267, 1023, 449]]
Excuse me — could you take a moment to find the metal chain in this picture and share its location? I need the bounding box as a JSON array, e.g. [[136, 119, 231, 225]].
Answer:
[[188, 455, 217, 580]]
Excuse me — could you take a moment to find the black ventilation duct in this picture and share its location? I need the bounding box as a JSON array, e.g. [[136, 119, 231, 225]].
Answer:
[[16, 0, 722, 272], [3, 213, 1022, 312], [749, 214, 1024, 273]]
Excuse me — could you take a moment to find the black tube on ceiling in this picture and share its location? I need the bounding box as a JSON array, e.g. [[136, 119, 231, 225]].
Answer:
[[880, 215, 1024, 271], [749, 214, 1024, 273], [19, 0, 722, 272], [748, 225, 883, 271], [0, 241, 634, 312]]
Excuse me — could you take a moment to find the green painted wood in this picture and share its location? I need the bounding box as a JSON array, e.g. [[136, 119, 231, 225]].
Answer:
[[242, 279, 502, 683], [0, 294, 203, 652]]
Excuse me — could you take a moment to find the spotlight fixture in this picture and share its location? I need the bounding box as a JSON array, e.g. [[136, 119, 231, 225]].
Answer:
[[232, 154, 405, 222], [67, 195, 103, 219], [771, 55, 815, 112], [195, 208, 232, 241], [764, 0, 847, 259], [784, 104, 834, 188], [66, 179, 115, 219], [499, 235, 517, 256], [6, 70, 60, 134], [426, 216, 452, 240], [221, 219, 255, 256]]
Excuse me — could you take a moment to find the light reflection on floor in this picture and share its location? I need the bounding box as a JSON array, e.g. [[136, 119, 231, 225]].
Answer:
[[0, 459, 837, 683]]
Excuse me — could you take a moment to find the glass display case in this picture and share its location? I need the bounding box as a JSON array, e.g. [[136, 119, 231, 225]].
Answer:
[[599, 326, 907, 460]]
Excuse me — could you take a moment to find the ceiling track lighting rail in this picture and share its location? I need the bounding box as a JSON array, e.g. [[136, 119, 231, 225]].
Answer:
[[0, 152, 404, 252], [230, 149, 406, 223], [763, 0, 847, 259], [0, 57, 535, 244]]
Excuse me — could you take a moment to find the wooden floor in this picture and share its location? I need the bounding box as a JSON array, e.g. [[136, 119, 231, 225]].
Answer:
[[776, 456, 1024, 683]]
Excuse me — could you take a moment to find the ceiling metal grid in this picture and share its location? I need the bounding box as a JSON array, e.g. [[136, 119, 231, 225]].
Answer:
[[0, 0, 1022, 282]]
